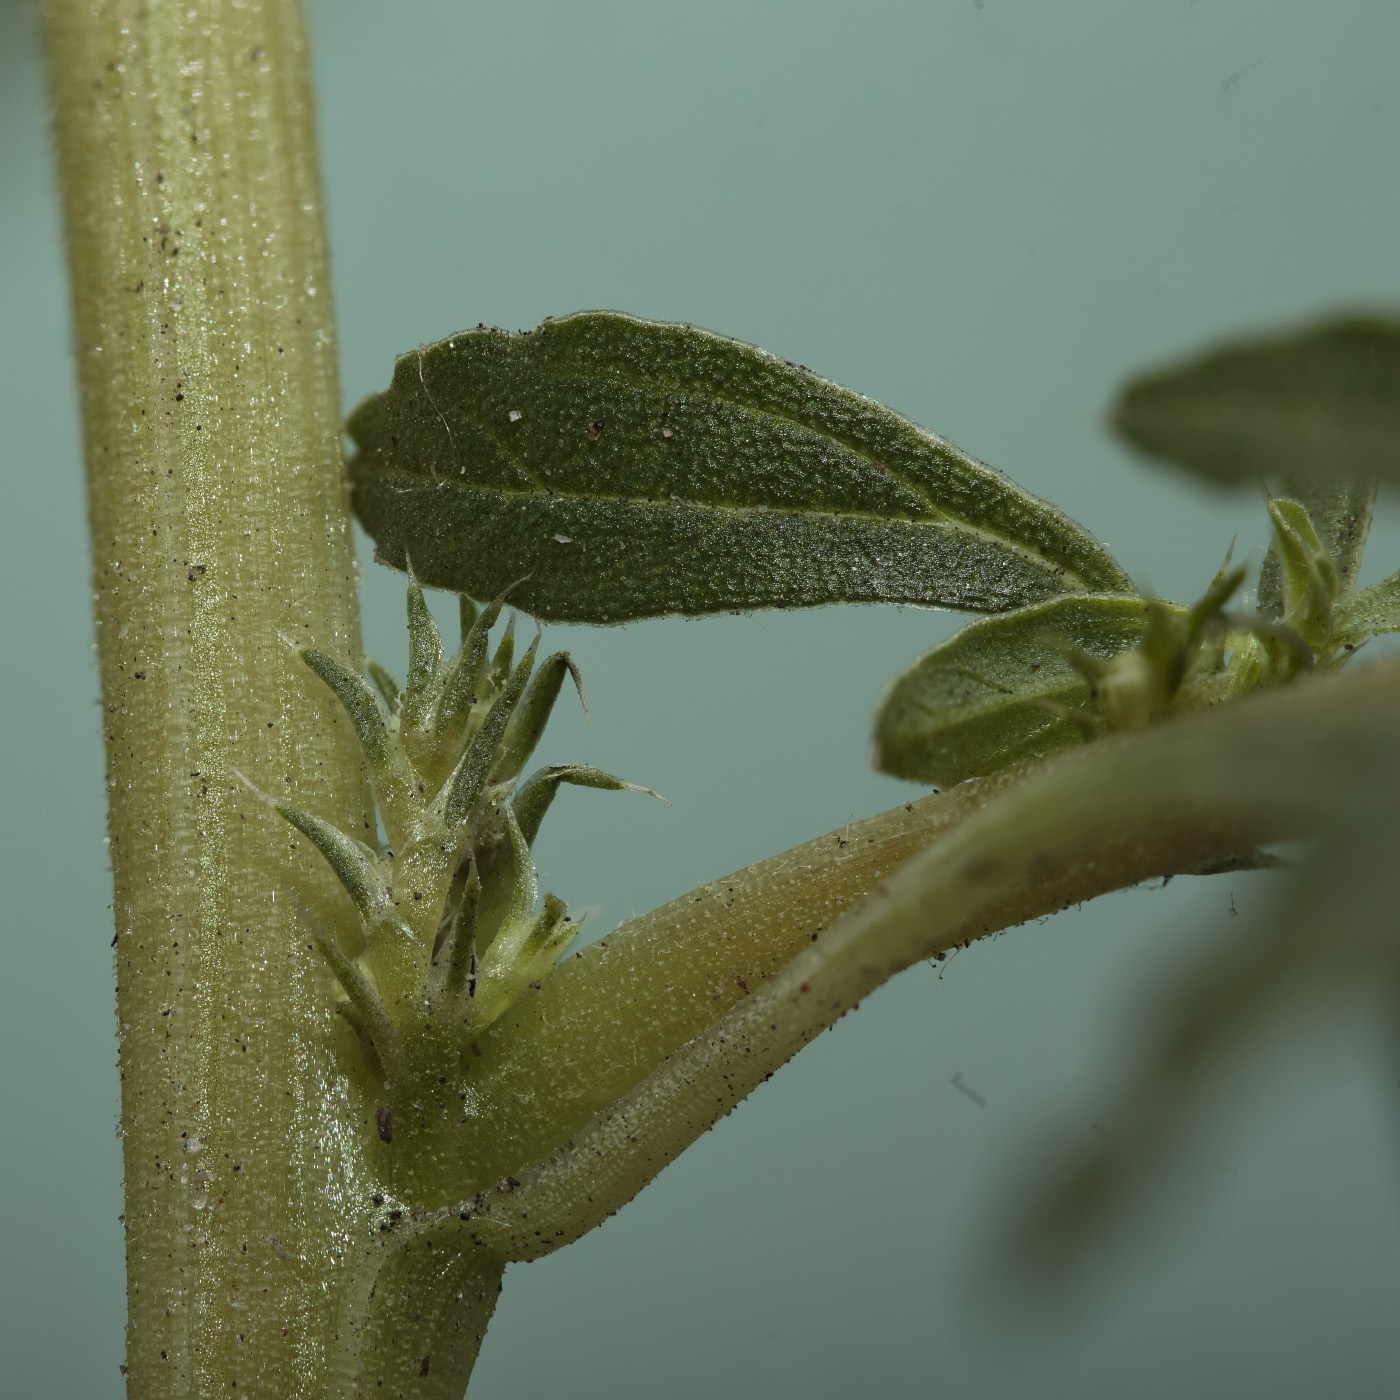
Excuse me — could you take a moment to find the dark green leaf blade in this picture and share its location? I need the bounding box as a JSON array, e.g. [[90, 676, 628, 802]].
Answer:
[[348, 313, 1132, 623], [1111, 315, 1400, 489], [872, 595, 1157, 787]]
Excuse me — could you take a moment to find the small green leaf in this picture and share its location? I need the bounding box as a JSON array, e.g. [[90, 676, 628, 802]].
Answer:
[[311, 923, 403, 1084], [486, 614, 516, 694], [439, 861, 481, 1004], [401, 583, 444, 729], [1334, 570, 1400, 648], [347, 312, 1132, 622], [1257, 477, 1375, 618], [495, 652, 585, 784], [442, 636, 539, 828], [1112, 315, 1400, 489], [300, 647, 421, 848], [432, 595, 504, 751], [491, 804, 537, 947], [1265, 498, 1338, 652], [459, 593, 479, 644], [873, 595, 1157, 787], [512, 763, 661, 846], [274, 801, 389, 927], [366, 660, 402, 715], [334, 1001, 386, 1083], [301, 649, 392, 769]]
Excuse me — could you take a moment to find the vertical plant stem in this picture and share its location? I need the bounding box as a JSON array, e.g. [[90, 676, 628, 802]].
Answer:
[[42, 2, 422, 1393]]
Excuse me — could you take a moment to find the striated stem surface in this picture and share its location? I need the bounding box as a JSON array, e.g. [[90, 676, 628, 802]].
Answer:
[[45, 2, 379, 1393]]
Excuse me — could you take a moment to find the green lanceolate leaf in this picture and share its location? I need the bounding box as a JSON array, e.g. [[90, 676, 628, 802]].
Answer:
[[347, 312, 1133, 622], [366, 660, 402, 715], [301, 648, 393, 768], [1257, 477, 1375, 618], [311, 924, 402, 1083], [401, 583, 444, 729], [1334, 570, 1400, 648], [432, 594, 504, 749], [1111, 315, 1400, 489], [1264, 498, 1338, 651], [872, 595, 1157, 787], [441, 862, 481, 1003], [442, 636, 539, 828], [274, 801, 390, 926], [513, 763, 661, 845], [495, 652, 585, 784], [459, 592, 479, 642]]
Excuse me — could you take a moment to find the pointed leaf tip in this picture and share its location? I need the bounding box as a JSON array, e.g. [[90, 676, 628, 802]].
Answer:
[[348, 312, 1132, 622], [402, 582, 445, 728], [513, 762, 664, 846], [273, 802, 389, 928], [300, 648, 392, 769], [366, 660, 402, 714], [442, 637, 539, 827]]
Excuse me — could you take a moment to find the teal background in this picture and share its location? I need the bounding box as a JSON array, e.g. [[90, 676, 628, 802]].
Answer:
[[4, 1, 1400, 1394]]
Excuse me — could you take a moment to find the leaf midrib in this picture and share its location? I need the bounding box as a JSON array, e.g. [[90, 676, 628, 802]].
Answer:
[[362, 460, 1096, 590]]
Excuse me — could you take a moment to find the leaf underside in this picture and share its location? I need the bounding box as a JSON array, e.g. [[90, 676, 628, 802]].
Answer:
[[348, 312, 1132, 623], [873, 594, 1155, 787]]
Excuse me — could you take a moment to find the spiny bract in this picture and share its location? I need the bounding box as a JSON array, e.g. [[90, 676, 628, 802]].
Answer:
[[259, 584, 656, 1112]]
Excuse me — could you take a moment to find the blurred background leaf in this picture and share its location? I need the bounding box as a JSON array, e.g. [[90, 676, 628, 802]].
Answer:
[[1001, 809, 1400, 1305], [1110, 317, 1400, 616], [1111, 317, 1400, 491]]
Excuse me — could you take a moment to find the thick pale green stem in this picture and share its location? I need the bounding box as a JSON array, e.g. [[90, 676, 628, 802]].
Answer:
[[42, 2, 430, 1393], [453, 662, 1400, 1260]]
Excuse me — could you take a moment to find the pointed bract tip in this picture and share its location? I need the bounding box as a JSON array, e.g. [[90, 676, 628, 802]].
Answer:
[[496, 575, 533, 605], [231, 767, 266, 800], [562, 655, 590, 724]]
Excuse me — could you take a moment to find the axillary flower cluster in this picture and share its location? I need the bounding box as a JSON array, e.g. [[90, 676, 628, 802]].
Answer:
[[249, 583, 654, 1157]]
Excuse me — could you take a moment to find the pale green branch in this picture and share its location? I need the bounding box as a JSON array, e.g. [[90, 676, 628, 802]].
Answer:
[[455, 660, 1399, 1259]]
